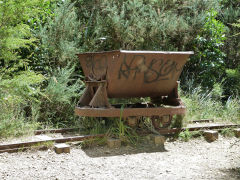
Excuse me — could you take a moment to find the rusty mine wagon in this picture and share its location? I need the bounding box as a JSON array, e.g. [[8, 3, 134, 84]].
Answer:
[[75, 50, 194, 133]]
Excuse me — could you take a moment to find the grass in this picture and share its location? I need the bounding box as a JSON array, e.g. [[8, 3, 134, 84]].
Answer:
[[181, 86, 240, 125], [0, 78, 239, 142], [17, 141, 54, 152], [80, 137, 107, 148], [178, 129, 192, 142], [178, 129, 204, 141], [220, 128, 235, 137], [0, 109, 40, 139]]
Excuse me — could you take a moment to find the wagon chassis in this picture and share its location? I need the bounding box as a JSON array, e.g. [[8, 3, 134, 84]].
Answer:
[[75, 50, 193, 131], [75, 80, 185, 130], [75, 104, 186, 118]]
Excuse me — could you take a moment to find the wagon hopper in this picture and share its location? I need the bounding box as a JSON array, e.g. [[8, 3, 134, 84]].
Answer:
[[75, 50, 194, 130]]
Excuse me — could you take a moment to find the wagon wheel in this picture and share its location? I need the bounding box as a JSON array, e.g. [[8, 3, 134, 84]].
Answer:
[[126, 116, 140, 127], [151, 115, 172, 130]]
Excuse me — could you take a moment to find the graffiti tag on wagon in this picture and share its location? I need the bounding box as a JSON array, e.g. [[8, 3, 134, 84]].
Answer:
[[85, 55, 108, 77], [118, 54, 182, 83]]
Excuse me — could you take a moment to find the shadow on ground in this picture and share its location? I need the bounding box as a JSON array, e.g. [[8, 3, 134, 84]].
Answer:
[[220, 167, 240, 179], [61, 131, 169, 158], [80, 143, 168, 158]]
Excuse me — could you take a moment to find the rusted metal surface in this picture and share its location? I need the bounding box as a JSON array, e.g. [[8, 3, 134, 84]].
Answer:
[[77, 50, 193, 98], [157, 124, 240, 135], [0, 147, 32, 154], [76, 50, 193, 131], [34, 128, 78, 135], [0, 134, 105, 153], [75, 105, 186, 118], [184, 124, 240, 131], [191, 119, 214, 123]]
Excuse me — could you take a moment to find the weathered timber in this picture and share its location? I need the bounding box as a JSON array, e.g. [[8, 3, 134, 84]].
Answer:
[[234, 128, 240, 138], [150, 135, 165, 147], [203, 130, 219, 142], [54, 143, 70, 154], [107, 138, 121, 148]]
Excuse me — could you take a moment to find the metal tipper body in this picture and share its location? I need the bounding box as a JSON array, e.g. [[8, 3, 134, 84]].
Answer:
[[75, 50, 193, 130]]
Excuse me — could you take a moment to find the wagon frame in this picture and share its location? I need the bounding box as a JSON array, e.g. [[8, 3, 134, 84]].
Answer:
[[75, 50, 193, 130]]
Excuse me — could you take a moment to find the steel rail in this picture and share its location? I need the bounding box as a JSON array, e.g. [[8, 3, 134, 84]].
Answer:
[[0, 134, 105, 153]]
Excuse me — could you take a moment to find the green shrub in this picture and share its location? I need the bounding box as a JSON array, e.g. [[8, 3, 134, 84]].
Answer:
[[218, 2, 240, 96], [0, 0, 57, 77], [75, 0, 219, 51], [171, 115, 184, 129], [220, 128, 235, 137], [34, 0, 82, 72], [226, 67, 240, 95], [30, 0, 84, 129], [0, 108, 39, 138], [232, 19, 240, 36], [179, 129, 192, 142], [185, 9, 226, 89], [0, 0, 36, 76], [38, 65, 83, 127], [0, 0, 60, 138], [0, 71, 44, 138], [224, 19, 240, 95], [181, 83, 240, 124], [74, 0, 240, 96]]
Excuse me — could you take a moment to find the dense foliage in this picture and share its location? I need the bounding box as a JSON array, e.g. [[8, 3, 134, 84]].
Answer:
[[75, 0, 240, 94], [75, 0, 220, 51], [34, 1, 81, 72], [0, 0, 239, 138]]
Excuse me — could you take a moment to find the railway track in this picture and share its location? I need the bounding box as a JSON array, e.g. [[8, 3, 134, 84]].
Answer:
[[1, 123, 239, 153], [0, 133, 105, 154]]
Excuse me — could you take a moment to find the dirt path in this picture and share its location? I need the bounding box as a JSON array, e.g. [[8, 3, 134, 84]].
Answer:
[[0, 136, 239, 180]]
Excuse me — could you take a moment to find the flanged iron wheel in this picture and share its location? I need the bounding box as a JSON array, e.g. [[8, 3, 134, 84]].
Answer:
[[151, 115, 172, 130], [126, 116, 140, 127]]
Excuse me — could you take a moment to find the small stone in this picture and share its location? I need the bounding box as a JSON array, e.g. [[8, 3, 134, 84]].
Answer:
[[203, 130, 218, 142], [107, 138, 121, 148], [150, 135, 165, 147], [54, 143, 70, 154], [234, 128, 240, 138], [63, 147, 70, 153]]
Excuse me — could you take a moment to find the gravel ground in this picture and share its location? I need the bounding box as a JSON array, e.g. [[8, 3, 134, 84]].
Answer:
[[0, 136, 239, 180]]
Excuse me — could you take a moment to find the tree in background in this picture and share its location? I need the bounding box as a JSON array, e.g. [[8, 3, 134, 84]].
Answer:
[[73, 0, 239, 95], [34, 0, 82, 73], [0, 0, 49, 136], [185, 9, 226, 89], [0, 0, 37, 76], [225, 18, 240, 95], [75, 0, 220, 52], [34, 0, 83, 127], [219, 0, 240, 96]]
